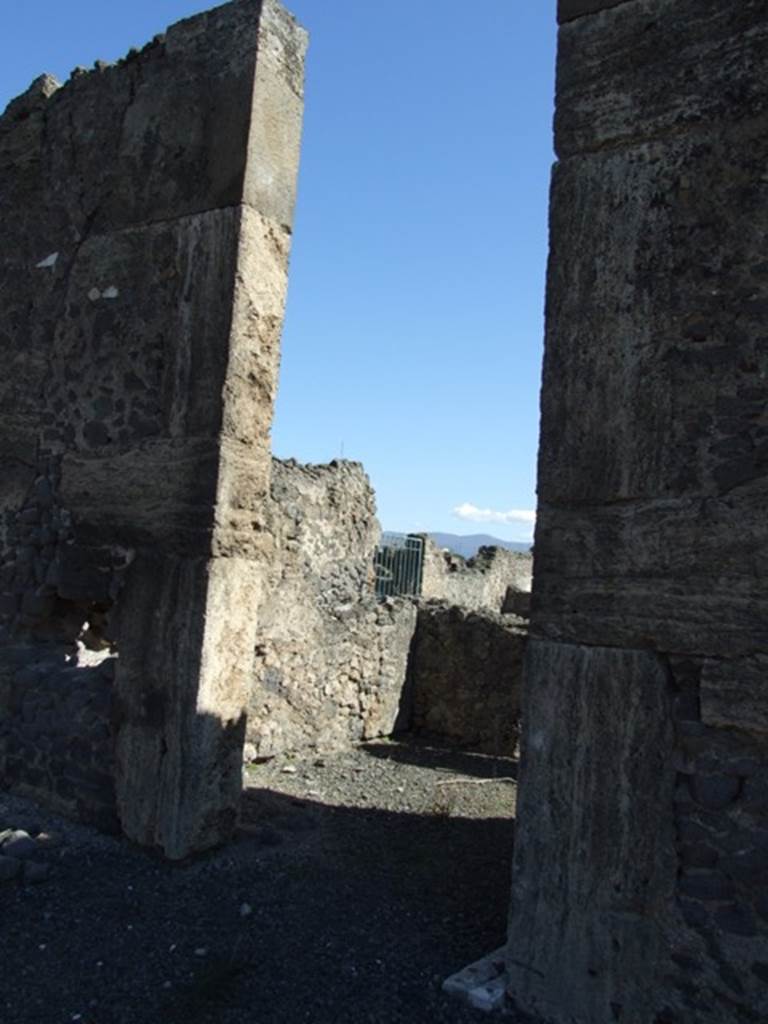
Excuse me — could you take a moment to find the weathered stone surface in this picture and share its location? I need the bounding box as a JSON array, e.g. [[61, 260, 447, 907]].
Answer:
[[555, 0, 768, 158], [419, 539, 531, 613], [443, 948, 508, 1012], [700, 655, 768, 735], [247, 459, 417, 757], [409, 603, 526, 755], [0, 0, 307, 859], [245, 459, 529, 759], [0, 642, 117, 828], [504, 1, 768, 1020], [532, 490, 768, 658], [507, 641, 677, 1023], [527, 79, 768, 662]]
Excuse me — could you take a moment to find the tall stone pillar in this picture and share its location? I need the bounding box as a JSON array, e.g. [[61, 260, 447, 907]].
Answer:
[[0, 0, 307, 858], [507, 1, 768, 1021]]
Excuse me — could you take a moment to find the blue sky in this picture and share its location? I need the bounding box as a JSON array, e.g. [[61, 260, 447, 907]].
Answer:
[[1, 1, 557, 543]]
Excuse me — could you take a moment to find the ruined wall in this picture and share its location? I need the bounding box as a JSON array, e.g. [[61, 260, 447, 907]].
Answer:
[[420, 539, 532, 612], [506, 2, 768, 1021], [0, 644, 117, 832], [247, 459, 417, 756], [408, 603, 525, 755], [0, 0, 307, 858]]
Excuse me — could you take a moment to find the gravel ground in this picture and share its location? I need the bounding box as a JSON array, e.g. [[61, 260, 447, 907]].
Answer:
[[0, 737, 520, 1024]]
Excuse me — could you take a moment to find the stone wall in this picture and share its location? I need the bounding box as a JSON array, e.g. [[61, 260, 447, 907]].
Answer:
[[0, 0, 307, 858], [0, 644, 117, 833], [246, 460, 529, 759], [420, 538, 532, 613], [505, 2, 768, 1022], [247, 459, 417, 757], [408, 603, 526, 755]]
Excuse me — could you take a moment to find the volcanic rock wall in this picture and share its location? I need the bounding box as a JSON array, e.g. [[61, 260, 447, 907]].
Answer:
[[408, 604, 526, 755], [420, 540, 532, 613], [0, 0, 307, 858], [506, 2, 768, 1021], [0, 644, 117, 832], [246, 460, 531, 759], [247, 459, 417, 757]]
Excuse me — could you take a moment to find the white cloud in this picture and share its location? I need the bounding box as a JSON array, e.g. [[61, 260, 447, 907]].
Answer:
[[452, 502, 536, 527]]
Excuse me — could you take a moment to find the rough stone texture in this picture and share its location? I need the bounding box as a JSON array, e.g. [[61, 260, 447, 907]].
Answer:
[[247, 459, 417, 756], [508, 642, 678, 1022], [420, 539, 532, 613], [0, 0, 307, 858], [506, 1, 768, 1021], [409, 604, 526, 756], [0, 643, 117, 832], [558, 0, 630, 24], [443, 948, 508, 1013]]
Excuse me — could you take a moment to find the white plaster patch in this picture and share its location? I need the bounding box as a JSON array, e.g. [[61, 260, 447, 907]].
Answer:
[[36, 252, 59, 269], [75, 642, 114, 669]]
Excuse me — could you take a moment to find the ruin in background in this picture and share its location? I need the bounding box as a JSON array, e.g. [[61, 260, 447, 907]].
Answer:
[[247, 458, 528, 759]]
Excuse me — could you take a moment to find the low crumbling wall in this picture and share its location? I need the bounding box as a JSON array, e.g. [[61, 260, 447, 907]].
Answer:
[[0, 642, 117, 832], [247, 459, 417, 757], [420, 539, 532, 613], [409, 603, 526, 755], [245, 459, 531, 759], [249, 596, 417, 757]]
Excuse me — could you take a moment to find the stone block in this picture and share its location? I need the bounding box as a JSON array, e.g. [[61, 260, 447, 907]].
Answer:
[[443, 947, 507, 1013], [689, 773, 741, 811], [0, 0, 307, 859], [555, 0, 768, 158], [701, 656, 768, 735], [506, 640, 676, 1023], [509, 1, 768, 1020]]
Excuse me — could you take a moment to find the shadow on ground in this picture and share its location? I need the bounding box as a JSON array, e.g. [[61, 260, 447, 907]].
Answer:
[[362, 736, 518, 781], [1, 744, 517, 1024]]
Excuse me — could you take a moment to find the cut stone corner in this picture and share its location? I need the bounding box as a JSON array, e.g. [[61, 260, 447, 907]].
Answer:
[[443, 947, 508, 1014]]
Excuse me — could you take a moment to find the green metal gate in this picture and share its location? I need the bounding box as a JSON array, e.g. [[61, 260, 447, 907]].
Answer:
[[373, 533, 425, 599]]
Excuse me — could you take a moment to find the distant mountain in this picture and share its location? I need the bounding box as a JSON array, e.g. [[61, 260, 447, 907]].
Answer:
[[381, 531, 532, 558], [428, 532, 532, 558]]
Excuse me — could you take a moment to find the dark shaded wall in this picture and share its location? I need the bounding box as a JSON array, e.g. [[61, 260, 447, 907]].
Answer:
[[409, 603, 525, 756], [507, 1, 768, 1021], [0, 0, 306, 859], [0, 645, 117, 832]]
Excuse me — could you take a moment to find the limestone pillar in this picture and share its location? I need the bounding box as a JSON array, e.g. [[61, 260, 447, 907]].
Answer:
[[507, 2, 768, 1020], [0, 0, 307, 858]]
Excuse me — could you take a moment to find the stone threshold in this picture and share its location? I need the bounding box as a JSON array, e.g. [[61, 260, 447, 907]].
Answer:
[[443, 946, 508, 1013]]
